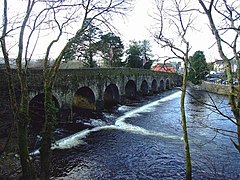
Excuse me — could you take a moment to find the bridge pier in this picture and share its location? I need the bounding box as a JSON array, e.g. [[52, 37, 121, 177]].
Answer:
[[0, 68, 182, 126], [96, 99, 104, 111]]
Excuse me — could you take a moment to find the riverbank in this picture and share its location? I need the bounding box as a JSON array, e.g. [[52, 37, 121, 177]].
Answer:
[[190, 81, 237, 96], [200, 81, 231, 95]]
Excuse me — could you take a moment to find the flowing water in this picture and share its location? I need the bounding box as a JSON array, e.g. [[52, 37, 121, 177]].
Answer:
[[42, 88, 240, 179]]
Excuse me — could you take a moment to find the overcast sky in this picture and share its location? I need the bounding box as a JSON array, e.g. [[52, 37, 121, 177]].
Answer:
[[1, 0, 222, 62], [117, 0, 220, 62]]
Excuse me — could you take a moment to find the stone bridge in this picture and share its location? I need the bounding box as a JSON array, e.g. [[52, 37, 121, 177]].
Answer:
[[0, 68, 182, 122]]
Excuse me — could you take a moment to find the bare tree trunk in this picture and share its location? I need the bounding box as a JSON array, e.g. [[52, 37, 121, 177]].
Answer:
[[40, 84, 56, 180], [198, 0, 240, 152], [181, 60, 192, 179], [17, 111, 34, 179], [236, 50, 240, 151], [16, 62, 34, 179], [1, 0, 34, 178], [151, 0, 193, 177], [40, 50, 64, 179]]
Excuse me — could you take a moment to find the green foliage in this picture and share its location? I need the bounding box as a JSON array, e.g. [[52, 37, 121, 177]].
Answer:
[[96, 32, 124, 67], [125, 40, 153, 68], [143, 60, 154, 69], [64, 27, 125, 68], [63, 18, 101, 67], [188, 50, 209, 84], [125, 41, 142, 68]]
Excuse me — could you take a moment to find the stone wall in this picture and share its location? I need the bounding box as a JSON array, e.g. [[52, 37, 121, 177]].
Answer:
[[200, 81, 235, 95], [0, 68, 182, 122]]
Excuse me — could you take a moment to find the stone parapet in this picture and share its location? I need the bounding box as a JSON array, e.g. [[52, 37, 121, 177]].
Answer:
[[200, 81, 238, 96]]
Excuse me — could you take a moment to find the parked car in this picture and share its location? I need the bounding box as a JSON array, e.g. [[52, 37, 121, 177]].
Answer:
[[233, 81, 238, 85]]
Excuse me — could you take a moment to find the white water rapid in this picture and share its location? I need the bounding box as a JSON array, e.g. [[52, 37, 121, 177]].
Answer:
[[32, 91, 182, 155]]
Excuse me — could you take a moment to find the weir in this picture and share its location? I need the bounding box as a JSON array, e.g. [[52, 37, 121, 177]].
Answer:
[[48, 88, 240, 179], [31, 90, 182, 154]]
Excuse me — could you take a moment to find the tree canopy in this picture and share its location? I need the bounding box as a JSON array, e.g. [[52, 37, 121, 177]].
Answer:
[[63, 18, 101, 67], [125, 40, 153, 68], [97, 32, 124, 67], [188, 50, 209, 84]]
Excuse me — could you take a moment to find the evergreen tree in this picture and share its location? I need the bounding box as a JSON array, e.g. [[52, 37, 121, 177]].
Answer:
[[125, 41, 142, 68], [188, 50, 209, 84], [63, 18, 101, 67], [125, 40, 153, 68], [97, 32, 124, 67]]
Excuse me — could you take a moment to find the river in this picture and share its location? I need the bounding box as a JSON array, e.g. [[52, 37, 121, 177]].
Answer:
[[45, 88, 240, 179]]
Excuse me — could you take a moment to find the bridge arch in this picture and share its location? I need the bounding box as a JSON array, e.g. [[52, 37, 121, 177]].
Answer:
[[72, 86, 96, 112], [125, 80, 137, 99], [151, 79, 158, 93], [159, 79, 165, 91], [104, 84, 119, 108], [29, 93, 60, 129], [140, 80, 149, 96]]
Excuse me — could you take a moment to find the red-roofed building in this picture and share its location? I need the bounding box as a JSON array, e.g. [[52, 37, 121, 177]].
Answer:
[[152, 63, 176, 72]]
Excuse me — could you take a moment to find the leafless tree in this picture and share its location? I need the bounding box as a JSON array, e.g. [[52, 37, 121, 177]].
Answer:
[[0, 0, 132, 179], [198, 0, 240, 152], [151, 0, 199, 178]]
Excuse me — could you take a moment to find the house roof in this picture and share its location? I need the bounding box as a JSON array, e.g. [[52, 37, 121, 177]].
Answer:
[[152, 63, 176, 72]]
